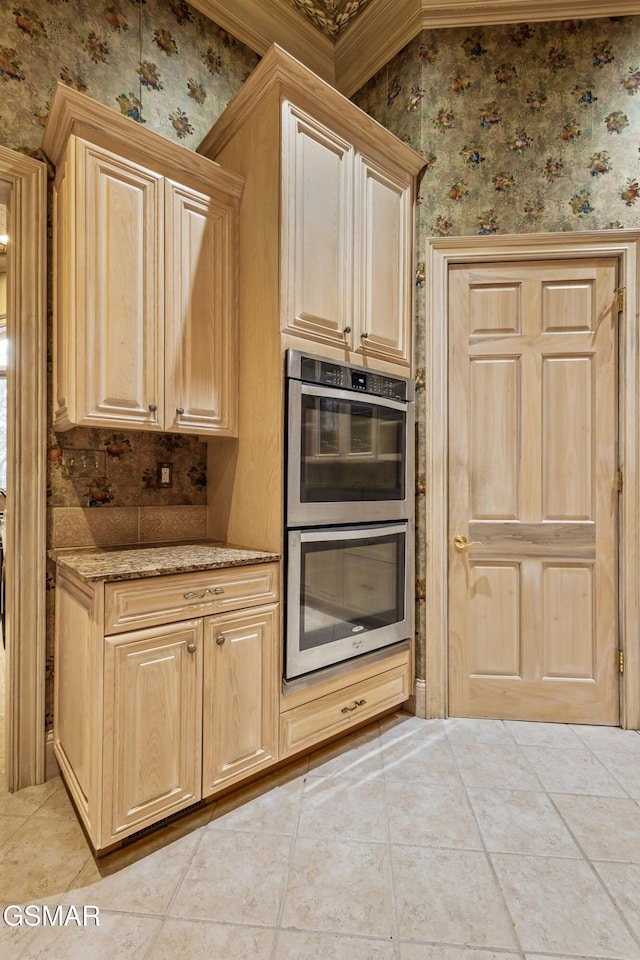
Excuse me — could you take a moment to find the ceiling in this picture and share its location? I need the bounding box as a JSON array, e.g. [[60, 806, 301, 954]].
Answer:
[[282, 0, 373, 38]]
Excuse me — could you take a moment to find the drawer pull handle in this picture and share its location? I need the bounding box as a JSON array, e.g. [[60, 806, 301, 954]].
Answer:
[[216, 635, 226, 646], [209, 586, 225, 595], [187, 641, 197, 654], [184, 590, 208, 600], [341, 698, 367, 714]]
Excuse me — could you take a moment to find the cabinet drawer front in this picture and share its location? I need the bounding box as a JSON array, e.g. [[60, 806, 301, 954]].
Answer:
[[279, 663, 409, 759], [104, 562, 279, 634]]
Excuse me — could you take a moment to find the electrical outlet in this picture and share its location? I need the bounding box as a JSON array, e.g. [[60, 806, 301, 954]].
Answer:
[[156, 462, 173, 488]]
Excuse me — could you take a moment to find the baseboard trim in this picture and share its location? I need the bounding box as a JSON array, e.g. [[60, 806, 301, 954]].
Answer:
[[45, 731, 60, 781], [412, 678, 427, 718]]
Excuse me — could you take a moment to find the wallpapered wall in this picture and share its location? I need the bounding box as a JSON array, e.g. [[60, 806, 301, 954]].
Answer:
[[352, 15, 640, 678]]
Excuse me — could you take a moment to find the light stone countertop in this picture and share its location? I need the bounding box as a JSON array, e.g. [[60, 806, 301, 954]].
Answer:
[[50, 541, 281, 583]]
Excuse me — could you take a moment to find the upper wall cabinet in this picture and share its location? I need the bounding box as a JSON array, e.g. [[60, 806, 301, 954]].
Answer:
[[198, 45, 424, 374], [282, 104, 414, 365], [42, 85, 244, 436]]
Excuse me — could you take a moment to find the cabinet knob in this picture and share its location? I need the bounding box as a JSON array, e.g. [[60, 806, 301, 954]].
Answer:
[[176, 406, 184, 415], [360, 331, 369, 340], [216, 635, 226, 646], [187, 641, 197, 654], [343, 325, 351, 335], [148, 402, 158, 412]]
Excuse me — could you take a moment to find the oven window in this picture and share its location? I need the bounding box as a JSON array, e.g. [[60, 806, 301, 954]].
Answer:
[[300, 395, 405, 502], [300, 531, 405, 651]]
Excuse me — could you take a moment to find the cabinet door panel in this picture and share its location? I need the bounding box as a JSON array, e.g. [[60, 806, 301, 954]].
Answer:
[[164, 180, 237, 435], [104, 620, 202, 842], [282, 103, 353, 347], [203, 604, 278, 794], [356, 157, 412, 366], [79, 140, 163, 428]]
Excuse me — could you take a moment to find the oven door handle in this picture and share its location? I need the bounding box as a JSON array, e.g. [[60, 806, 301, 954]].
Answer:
[[294, 522, 408, 545], [298, 381, 409, 412]]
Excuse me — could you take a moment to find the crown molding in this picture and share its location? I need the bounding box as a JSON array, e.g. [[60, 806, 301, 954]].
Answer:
[[335, 0, 640, 95], [189, 0, 335, 82], [198, 45, 425, 177], [41, 83, 245, 197]]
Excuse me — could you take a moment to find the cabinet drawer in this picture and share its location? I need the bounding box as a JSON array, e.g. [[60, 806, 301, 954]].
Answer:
[[104, 562, 279, 635], [279, 663, 409, 759]]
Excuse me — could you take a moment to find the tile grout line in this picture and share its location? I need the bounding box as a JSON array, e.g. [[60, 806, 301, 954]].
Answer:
[[444, 719, 527, 960], [378, 718, 402, 959], [139, 817, 212, 960], [542, 733, 640, 957], [268, 752, 309, 960]]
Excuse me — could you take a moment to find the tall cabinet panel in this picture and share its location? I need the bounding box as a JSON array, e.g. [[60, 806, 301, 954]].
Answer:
[[356, 157, 413, 366], [82, 143, 164, 429], [282, 103, 353, 347], [164, 180, 237, 435]]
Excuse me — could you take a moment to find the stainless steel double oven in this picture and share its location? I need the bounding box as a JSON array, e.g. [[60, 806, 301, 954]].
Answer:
[[284, 349, 414, 681]]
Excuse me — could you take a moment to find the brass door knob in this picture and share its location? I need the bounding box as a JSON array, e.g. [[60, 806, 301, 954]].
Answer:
[[453, 534, 483, 550]]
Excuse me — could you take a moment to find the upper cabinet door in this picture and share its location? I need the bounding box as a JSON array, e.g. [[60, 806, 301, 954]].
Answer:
[[164, 180, 237, 436], [355, 157, 413, 367], [282, 103, 354, 347], [77, 140, 164, 429]]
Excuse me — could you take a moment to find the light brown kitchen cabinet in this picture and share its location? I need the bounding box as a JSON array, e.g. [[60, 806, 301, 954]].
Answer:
[[42, 83, 243, 436], [54, 559, 279, 854], [281, 103, 413, 365], [203, 605, 278, 792], [104, 620, 203, 839]]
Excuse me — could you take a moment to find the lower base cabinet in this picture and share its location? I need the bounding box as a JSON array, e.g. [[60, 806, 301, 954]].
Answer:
[[55, 559, 412, 855], [54, 563, 279, 854]]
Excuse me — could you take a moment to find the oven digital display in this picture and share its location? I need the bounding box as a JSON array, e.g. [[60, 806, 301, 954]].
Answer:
[[351, 371, 367, 391]]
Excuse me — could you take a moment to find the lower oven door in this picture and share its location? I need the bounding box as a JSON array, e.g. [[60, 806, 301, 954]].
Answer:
[[285, 522, 412, 681]]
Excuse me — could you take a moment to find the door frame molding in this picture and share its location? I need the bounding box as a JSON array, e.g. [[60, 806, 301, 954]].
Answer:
[[425, 230, 640, 728], [0, 146, 48, 789]]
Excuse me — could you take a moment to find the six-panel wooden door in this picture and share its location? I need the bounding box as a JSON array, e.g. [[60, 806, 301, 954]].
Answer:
[[448, 258, 619, 724]]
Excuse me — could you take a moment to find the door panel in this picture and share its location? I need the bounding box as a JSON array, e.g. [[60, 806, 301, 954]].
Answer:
[[449, 258, 619, 724], [470, 358, 521, 519], [542, 357, 593, 519]]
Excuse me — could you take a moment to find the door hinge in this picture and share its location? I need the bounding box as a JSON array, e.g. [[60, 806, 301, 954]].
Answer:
[[619, 649, 625, 674], [617, 287, 626, 312], [616, 470, 623, 493]]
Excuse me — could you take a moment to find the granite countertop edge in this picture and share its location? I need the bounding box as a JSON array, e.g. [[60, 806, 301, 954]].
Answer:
[[49, 541, 281, 584]]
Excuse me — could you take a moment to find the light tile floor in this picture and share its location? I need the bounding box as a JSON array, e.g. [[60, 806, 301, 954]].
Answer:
[[2, 713, 640, 959]]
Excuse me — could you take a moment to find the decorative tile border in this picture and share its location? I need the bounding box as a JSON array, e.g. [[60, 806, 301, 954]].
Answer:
[[51, 507, 139, 548], [139, 505, 208, 543], [51, 505, 208, 548]]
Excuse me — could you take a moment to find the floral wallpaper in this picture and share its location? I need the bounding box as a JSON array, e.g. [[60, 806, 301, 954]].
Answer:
[[352, 15, 640, 680]]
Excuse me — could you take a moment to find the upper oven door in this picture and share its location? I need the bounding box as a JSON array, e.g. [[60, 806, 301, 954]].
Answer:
[[287, 380, 413, 526]]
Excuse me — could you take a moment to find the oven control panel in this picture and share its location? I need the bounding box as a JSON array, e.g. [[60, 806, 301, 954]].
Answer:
[[294, 352, 410, 402]]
